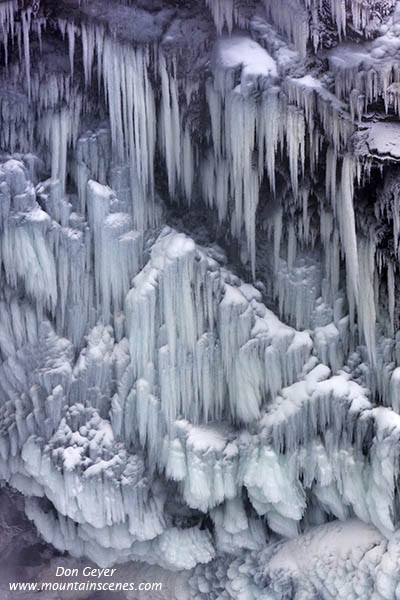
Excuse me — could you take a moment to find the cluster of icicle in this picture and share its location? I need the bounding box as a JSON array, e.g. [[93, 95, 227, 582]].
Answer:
[[207, 0, 397, 54], [2, 152, 400, 582], [2, 0, 400, 597], [0, 0, 399, 358]]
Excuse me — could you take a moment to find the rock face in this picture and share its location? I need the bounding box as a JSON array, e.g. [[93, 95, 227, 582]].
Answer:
[[2, 0, 400, 597]]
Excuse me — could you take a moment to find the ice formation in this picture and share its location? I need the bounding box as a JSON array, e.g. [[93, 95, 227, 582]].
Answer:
[[1, 0, 400, 598]]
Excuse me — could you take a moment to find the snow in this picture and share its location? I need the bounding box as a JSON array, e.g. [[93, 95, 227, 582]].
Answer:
[[215, 35, 278, 81], [63, 446, 84, 472], [186, 425, 228, 453], [362, 121, 400, 160], [1, 0, 400, 594]]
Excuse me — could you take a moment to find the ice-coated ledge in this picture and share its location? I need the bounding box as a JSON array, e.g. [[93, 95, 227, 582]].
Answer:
[[214, 34, 278, 84], [355, 121, 400, 161]]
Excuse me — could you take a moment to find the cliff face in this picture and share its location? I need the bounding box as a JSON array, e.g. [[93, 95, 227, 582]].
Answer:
[[2, 0, 400, 598]]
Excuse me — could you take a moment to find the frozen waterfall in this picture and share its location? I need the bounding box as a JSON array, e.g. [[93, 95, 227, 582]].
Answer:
[[1, 0, 400, 598]]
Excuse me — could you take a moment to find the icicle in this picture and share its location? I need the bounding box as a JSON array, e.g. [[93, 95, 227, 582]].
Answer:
[[67, 23, 76, 79], [338, 155, 359, 327], [302, 187, 310, 243], [287, 224, 297, 270], [330, 0, 347, 38], [203, 36, 280, 274], [0, 0, 17, 69], [99, 33, 156, 229], [273, 207, 283, 271], [159, 52, 181, 198], [358, 237, 376, 365], [286, 106, 306, 199], [21, 9, 31, 101], [326, 147, 337, 206], [81, 23, 96, 88], [387, 262, 395, 337], [50, 109, 70, 194], [205, 0, 234, 34], [262, 0, 309, 57], [35, 18, 44, 54]]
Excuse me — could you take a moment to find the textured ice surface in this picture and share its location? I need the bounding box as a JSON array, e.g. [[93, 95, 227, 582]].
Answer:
[[1, 0, 400, 598]]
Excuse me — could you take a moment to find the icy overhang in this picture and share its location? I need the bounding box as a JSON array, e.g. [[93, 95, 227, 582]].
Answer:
[[354, 121, 400, 161], [214, 34, 278, 87]]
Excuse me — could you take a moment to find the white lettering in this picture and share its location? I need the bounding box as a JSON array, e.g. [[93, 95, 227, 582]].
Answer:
[[56, 567, 78, 577], [82, 567, 117, 578]]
